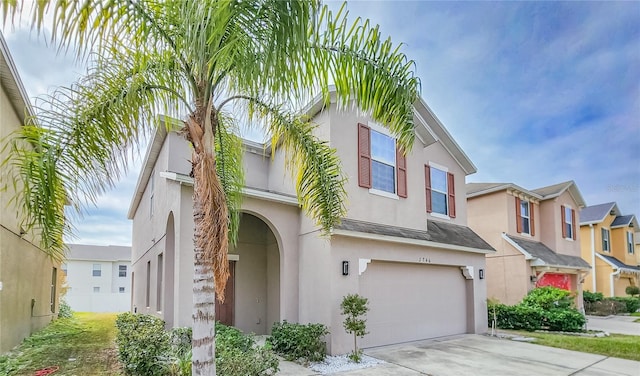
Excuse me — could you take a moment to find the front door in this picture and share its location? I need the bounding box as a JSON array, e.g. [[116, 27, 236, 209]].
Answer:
[[215, 261, 235, 326]]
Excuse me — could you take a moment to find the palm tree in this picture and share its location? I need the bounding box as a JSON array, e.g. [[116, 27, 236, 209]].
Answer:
[[2, 1, 419, 374]]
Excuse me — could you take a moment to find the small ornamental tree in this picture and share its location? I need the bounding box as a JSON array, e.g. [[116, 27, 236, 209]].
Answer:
[[625, 285, 639, 298], [340, 294, 369, 363]]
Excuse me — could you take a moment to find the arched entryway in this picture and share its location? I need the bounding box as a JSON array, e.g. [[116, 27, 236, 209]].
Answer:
[[223, 212, 280, 335]]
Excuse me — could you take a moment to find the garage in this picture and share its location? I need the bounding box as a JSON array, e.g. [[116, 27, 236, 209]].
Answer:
[[359, 261, 468, 348]]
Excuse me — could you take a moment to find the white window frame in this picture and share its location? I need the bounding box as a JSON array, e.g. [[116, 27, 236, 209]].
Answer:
[[119, 265, 127, 277], [93, 286, 100, 293], [368, 122, 398, 199], [564, 205, 573, 240], [628, 232, 634, 254], [520, 200, 531, 235], [429, 161, 449, 219], [602, 228, 610, 252], [92, 264, 102, 277], [119, 287, 126, 293]]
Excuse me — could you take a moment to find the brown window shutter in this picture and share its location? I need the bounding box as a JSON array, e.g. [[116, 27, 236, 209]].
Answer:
[[357, 123, 371, 188], [396, 146, 407, 198], [447, 172, 456, 218], [561, 205, 567, 238], [571, 209, 576, 240], [425, 165, 432, 213], [530, 202, 535, 236], [515, 197, 522, 233]]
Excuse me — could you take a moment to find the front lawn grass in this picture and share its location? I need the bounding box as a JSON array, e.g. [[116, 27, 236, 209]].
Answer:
[[506, 330, 640, 361], [0, 312, 122, 376]]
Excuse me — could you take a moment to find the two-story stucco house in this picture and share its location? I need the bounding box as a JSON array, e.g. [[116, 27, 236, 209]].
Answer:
[[467, 181, 591, 307], [0, 32, 62, 353], [579, 202, 640, 297], [127, 93, 494, 354], [63, 244, 132, 312]]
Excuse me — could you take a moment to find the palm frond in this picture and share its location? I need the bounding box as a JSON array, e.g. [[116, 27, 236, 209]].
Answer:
[[2, 44, 188, 257], [246, 98, 346, 233], [214, 113, 244, 246]]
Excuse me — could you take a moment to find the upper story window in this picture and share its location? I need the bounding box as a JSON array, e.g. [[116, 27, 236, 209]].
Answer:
[[628, 232, 634, 254], [515, 197, 534, 235], [358, 123, 407, 197], [561, 205, 576, 240], [601, 228, 610, 252], [425, 164, 456, 218], [119, 265, 127, 277], [92, 264, 102, 277]]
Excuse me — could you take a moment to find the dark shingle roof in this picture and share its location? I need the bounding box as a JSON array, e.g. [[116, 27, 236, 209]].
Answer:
[[334, 218, 494, 252], [466, 183, 510, 195], [505, 235, 591, 269], [611, 215, 635, 228], [579, 202, 618, 224], [531, 181, 573, 198], [598, 254, 640, 271]]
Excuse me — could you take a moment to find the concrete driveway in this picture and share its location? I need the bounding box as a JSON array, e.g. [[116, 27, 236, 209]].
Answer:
[[277, 334, 640, 376], [586, 315, 640, 336]]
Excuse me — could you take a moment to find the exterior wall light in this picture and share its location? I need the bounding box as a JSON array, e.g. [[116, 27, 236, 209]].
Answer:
[[479, 269, 485, 279], [342, 261, 349, 276]]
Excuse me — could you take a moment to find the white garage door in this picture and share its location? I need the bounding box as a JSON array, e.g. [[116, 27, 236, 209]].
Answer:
[[359, 261, 468, 348]]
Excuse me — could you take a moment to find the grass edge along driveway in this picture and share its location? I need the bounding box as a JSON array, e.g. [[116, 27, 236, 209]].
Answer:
[[0, 312, 122, 376], [505, 330, 640, 362]]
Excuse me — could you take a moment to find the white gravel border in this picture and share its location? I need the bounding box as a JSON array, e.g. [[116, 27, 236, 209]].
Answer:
[[310, 354, 385, 374]]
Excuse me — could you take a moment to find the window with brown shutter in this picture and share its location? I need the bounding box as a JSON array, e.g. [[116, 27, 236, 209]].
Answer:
[[561, 205, 567, 238], [447, 172, 456, 218], [530, 202, 535, 236], [515, 197, 523, 233], [571, 209, 576, 240], [396, 147, 407, 198], [357, 123, 371, 188], [425, 165, 432, 213]]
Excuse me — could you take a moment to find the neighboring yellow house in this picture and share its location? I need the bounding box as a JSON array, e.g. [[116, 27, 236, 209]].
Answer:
[[0, 32, 62, 353], [580, 202, 639, 297], [467, 181, 590, 308]]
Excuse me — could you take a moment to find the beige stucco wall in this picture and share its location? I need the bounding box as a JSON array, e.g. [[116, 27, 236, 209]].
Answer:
[[612, 227, 636, 266], [0, 84, 61, 353], [539, 190, 581, 257], [327, 107, 469, 232], [130, 100, 489, 354]]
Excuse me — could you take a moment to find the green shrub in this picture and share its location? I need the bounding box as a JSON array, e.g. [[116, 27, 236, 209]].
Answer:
[[522, 286, 574, 310], [216, 322, 278, 376], [57, 299, 73, 319], [115, 313, 169, 376], [268, 321, 328, 362], [488, 302, 544, 331], [614, 297, 640, 313], [488, 287, 586, 332], [545, 309, 586, 332], [583, 290, 604, 303], [625, 286, 640, 298]]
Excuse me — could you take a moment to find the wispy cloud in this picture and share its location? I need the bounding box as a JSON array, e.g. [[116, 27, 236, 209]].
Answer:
[[3, 0, 639, 248]]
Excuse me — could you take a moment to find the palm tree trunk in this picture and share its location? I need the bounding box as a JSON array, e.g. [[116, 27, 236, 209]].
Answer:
[[192, 169, 217, 375]]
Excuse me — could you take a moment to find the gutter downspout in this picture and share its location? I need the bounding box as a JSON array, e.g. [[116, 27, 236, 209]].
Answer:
[[590, 224, 596, 292], [610, 269, 621, 297]]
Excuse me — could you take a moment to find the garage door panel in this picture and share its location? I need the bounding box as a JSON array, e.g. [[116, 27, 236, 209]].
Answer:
[[360, 261, 467, 348]]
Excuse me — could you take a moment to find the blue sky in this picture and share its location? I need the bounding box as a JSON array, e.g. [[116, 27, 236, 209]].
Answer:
[[3, 1, 639, 246]]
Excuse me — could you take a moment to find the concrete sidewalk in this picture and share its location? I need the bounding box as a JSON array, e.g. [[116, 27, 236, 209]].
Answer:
[[586, 315, 640, 336], [277, 334, 640, 375]]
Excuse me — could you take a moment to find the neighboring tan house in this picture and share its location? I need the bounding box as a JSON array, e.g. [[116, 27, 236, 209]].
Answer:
[[127, 93, 494, 355], [63, 244, 132, 312], [0, 32, 62, 353], [579, 202, 640, 297], [467, 181, 591, 307]]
